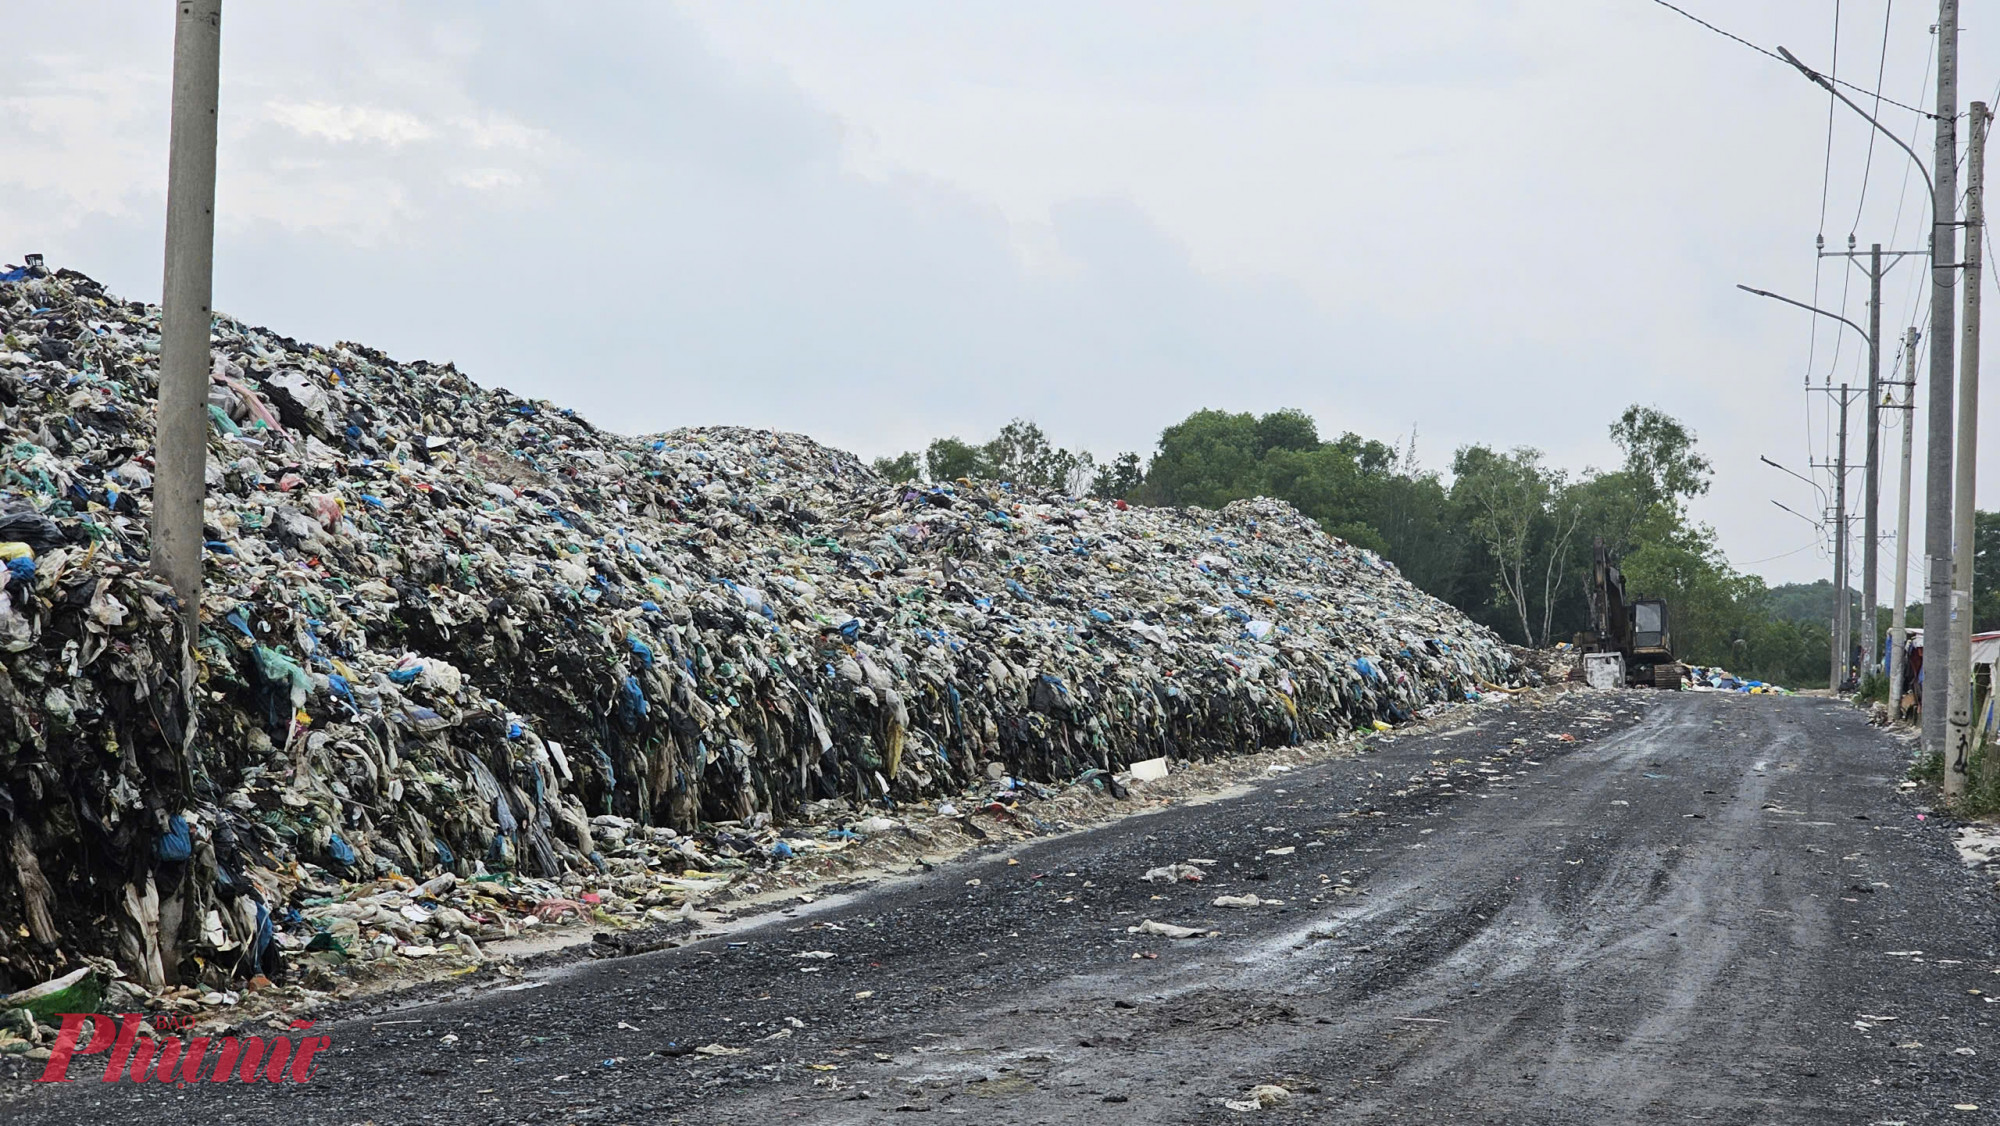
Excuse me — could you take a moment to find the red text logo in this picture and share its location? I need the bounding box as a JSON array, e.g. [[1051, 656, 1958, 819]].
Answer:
[[35, 1013, 331, 1084]]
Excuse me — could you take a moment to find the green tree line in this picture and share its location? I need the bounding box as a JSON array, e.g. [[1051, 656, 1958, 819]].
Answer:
[[874, 409, 1999, 688]]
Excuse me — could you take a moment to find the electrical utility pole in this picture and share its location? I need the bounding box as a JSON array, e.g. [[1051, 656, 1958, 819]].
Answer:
[[1736, 281, 1875, 689], [1767, 43, 1950, 692], [1819, 240, 1927, 677], [155, 0, 222, 639], [1946, 101, 1988, 796], [1866, 242, 1882, 677], [1838, 387, 1851, 689], [1889, 327, 1921, 715], [1925, 0, 1960, 758], [1814, 385, 1862, 690]]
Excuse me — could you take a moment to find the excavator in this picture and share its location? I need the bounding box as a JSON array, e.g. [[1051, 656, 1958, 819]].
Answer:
[[1576, 537, 1683, 689]]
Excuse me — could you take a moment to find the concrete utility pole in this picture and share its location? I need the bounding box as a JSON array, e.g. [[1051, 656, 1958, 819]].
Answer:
[[1775, 42, 1948, 691], [1816, 243, 1928, 679], [1946, 101, 1987, 796], [1830, 385, 1854, 691], [1865, 243, 1883, 676], [1889, 328, 1920, 714], [1925, 0, 1959, 757], [1738, 282, 1875, 690], [155, 0, 222, 636]]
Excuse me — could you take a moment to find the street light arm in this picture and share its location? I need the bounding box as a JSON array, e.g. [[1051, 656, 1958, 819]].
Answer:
[[1770, 498, 1826, 531], [1776, 46, 1935, 206], [1736, 283, 1873, 351], [1760, 454, 1829, 504]]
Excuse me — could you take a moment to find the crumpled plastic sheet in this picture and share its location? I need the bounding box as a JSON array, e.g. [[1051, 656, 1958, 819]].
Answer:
[[0, 263, 1519, 992]]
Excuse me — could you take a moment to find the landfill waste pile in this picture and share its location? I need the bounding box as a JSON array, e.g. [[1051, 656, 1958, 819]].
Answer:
[[0, 262, 1517, 1009], [1534, 643, 1580, 683], [1682, 665, 1794, 694]]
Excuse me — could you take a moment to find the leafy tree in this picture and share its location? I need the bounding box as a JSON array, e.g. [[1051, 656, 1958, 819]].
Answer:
[[1762, 580, 1864, 629], [1366, 471, 1467, 599], [872, 451, 922, 481], [924, 437, 988, 482], [1142, 409, 1266, 508], [1090, 452, 1144, 499], [978, 419, 1098, 492], [1255, 408, 1320, 456], [982, 419, 1058, 484], [1451, 445, 1558, 645], [1610, 405, 1712, 510], [1620, 527, 1749, 665], [899, 420, 1102, 493], [1262, 443, 1375, 533]]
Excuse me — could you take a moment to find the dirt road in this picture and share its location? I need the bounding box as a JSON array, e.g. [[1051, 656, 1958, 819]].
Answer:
[[9, 691, 1996, 1123]]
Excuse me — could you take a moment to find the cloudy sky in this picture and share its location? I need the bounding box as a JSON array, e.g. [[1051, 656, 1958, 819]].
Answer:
[[3, 1, 1996, 587]]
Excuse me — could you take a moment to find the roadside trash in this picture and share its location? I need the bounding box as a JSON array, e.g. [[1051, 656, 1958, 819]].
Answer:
[[1127, 757, 1169, 783], [1224, 1084, 1292, 1111], [0, 263, 1516, 994], [1130, 919, 1213, 939], [0, 967, 99, 1024], [1682, 665, 1793, 695], [1211, 894, 1279, 908]]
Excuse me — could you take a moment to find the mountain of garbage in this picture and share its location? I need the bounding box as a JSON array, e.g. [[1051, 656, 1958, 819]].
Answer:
[[0, 262, 1516, 995]]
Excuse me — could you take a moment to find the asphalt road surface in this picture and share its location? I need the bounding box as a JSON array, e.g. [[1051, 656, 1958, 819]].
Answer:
[[9, 691, 1998, 1124]]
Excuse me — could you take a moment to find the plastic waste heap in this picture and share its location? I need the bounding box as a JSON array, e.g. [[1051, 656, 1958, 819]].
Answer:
[[0, 262, 1516, 991]]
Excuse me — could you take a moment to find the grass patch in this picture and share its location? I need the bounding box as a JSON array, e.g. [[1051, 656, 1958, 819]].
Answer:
[[1909, 738, 2000, 818]]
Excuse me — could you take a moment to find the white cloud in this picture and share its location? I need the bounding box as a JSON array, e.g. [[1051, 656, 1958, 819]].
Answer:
[[264, 100, 433, 145], [451, 167, 524, 190], [452, 112, 550, 151]]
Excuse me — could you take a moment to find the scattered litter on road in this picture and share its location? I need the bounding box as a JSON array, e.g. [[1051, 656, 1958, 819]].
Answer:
[[1130, 919, 1213, 939], [1211, 894, 1280, 908], [1223, 1084, 1292, 1111]]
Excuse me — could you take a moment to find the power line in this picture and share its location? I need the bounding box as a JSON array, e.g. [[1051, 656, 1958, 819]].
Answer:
[[1805, 0, 1841, 412], [1848, 0, 1895, 237], [1742, 540, 1829, 566], [1989, 222, 2000, 297], [1815, 0, 1840, 238], [1644, 0, 1935, 117], [1884, 28, 1936, 254], [1819, 0, 1851, 395]]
